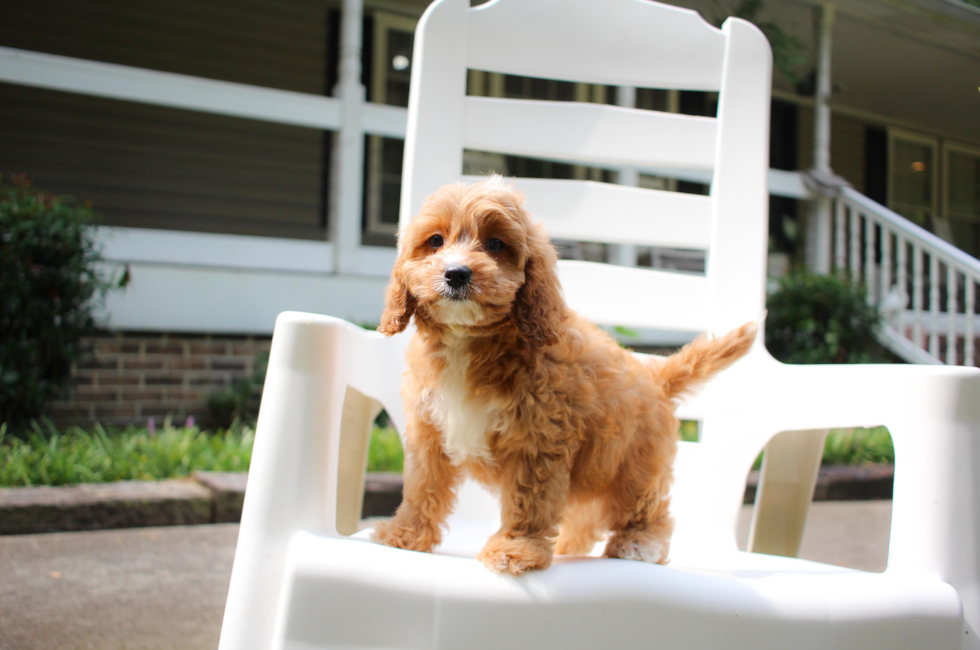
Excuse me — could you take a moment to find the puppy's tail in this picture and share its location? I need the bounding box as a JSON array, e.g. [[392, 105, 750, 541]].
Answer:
[[651, 321, 758, 401]]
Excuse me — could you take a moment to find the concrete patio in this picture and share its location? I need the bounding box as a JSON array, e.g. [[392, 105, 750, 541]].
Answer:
[[0, 500, 893, 650]]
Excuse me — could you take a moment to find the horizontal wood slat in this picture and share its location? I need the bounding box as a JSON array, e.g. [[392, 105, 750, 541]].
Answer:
[[557, 260, 708, 330], [463, 97, 717, 170], [462, 176, 712, 250], [467, 0, 724, 90]]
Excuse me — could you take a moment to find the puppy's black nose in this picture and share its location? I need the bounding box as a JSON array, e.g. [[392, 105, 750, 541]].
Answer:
[[444, 265, 472, 289]]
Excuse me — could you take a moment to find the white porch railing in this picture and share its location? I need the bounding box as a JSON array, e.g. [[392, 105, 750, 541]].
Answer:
[[832, 187, 980, 366]]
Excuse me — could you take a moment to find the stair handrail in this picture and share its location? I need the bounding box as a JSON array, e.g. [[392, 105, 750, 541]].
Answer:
[[840, 187, 980, 277], [835, 187, 980, 366]]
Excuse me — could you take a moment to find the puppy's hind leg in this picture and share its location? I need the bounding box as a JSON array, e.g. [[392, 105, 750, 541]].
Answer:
[[602, 435, 675, 565], [555, 498, 605, 556], [603, 504, 673, 565]]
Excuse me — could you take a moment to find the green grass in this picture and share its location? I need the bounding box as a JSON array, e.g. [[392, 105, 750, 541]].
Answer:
[[0, 419, 893, 488], [821, 426, 893, 465], [0, 420, 406, 487], [367, 426, 404, 473], [0, 420, 254, 487]]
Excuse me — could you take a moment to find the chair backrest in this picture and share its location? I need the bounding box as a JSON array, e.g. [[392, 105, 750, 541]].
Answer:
[[401, 0, 773, 336]]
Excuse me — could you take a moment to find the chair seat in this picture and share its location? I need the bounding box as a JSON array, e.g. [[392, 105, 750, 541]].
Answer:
[[274, 519, 963, 650]]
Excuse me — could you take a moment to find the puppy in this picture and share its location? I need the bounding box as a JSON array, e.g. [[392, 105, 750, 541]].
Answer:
[[372, 177, 755, 575]]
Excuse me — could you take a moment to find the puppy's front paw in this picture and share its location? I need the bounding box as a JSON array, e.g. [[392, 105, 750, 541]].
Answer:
[[371, 518, 437, 553], [477, 535, 552, 575], [604, 530, 670, 565]]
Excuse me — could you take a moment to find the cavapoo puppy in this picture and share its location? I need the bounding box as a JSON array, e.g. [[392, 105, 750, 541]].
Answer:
[[373, 177, 755, 575]]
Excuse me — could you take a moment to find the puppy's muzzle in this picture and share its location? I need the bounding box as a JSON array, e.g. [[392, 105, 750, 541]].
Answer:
[[444, 265, 472, 291], [441, 264, 473, 301]]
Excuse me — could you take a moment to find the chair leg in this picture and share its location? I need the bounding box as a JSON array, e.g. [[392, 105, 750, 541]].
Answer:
[[220, 313, 355, 650], [336, 386, 383, 535], [748, 428, 829, 557]]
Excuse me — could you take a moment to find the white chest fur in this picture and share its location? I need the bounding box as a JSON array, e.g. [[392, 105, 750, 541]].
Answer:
[[423, 342, 497, 465]]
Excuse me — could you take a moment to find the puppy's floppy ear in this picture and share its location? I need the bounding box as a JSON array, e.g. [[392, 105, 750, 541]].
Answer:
[[378, 255, 416, 336], [513, 221, 565, 347]]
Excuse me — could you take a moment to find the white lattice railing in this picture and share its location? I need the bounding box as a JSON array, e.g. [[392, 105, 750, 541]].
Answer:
[[833, 187, 980, 367]]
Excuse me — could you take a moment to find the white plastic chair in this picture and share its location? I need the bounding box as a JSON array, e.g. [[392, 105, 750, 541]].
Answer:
[[219, 1, 980, 648]]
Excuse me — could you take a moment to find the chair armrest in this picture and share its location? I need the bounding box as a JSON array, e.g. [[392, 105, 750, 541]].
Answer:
[[692, 350, 980, 632], [219, 312, 409, 650]]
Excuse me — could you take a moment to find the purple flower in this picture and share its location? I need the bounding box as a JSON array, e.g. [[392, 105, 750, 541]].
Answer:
[[185, 416, 195, 429], [147, 417, 156, 436]]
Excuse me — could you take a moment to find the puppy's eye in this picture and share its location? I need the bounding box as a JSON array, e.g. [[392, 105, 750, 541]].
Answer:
[[428, 234, 444, 248], [487, 238, 505, 252]]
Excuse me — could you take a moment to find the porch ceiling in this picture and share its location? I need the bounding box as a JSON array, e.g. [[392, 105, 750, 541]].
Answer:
[[803, 0, 980, 143]]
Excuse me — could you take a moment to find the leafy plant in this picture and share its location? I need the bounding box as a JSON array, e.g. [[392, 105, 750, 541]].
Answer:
[[206, 352, 268, 429], [765, 271, 890, 364], [0, 175, 123, 430]]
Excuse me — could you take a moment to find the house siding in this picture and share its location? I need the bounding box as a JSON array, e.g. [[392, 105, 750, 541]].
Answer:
[[0, 84, 328, 239], [0, 0, 329, 95], [0, 0, 332, 240]]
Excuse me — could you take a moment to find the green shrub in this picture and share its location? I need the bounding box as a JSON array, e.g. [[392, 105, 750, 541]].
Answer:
[[0, 175, 122, 429], [206, 352, 268, 429], [711, 0, 807, 84], [766, 271, 889, 364]]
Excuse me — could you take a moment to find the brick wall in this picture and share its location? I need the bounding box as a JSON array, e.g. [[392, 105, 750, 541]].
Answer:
[[48, 333, 271, 428]]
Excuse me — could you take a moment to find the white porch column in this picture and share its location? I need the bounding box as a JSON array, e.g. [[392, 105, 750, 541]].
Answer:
[[609, 85, 639, 267], [805, 3, 835, 273], [330, 0, 366, 275]]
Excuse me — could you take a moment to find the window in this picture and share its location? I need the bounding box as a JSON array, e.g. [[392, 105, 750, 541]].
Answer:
[[363, 12, 417, 243], [887, 130, 980, 258], [888, 129, 939, 233], [943, 143, 980, 258]]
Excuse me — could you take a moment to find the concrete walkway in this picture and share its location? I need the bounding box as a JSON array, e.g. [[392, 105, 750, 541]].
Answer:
[[0, 501, 892, 650]]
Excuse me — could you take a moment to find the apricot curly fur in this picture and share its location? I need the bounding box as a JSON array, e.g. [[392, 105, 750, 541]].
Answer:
[[372, 177, 756, 574]]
